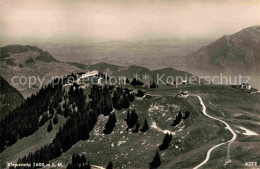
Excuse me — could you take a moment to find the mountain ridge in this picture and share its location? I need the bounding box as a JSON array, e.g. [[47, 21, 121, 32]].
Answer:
[[0, 45, 196, 97], [184, 25, 260, 74]]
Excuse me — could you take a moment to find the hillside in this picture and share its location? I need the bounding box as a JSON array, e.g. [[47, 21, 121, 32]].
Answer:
[[87, 63, 195, 86], [0, 45, 84, 98], [1, 79, 259, 168], [183, 25, 260, 74], [0, 44, 197, 97], [36, 38, 212, 69], [0, 75, 24, 119]]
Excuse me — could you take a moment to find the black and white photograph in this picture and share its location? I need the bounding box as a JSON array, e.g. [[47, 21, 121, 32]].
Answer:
[[0, 0, 260, 168]]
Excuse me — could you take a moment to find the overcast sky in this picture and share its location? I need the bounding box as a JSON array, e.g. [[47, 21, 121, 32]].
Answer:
[[0, 0, 259, 45]]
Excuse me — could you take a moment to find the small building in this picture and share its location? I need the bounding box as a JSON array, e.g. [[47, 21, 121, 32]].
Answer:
[[182, 80, 188, 84], [76, 71, 99, 85], [241, 83, 251, 90], [177, 91, 189, 98], [81, 71, 99, 79]]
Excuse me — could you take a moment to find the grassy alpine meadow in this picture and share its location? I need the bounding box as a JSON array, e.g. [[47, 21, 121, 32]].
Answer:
[[49, 84, 248, 169], [0, 115, 66, 168], [1, 84, 259, 169]]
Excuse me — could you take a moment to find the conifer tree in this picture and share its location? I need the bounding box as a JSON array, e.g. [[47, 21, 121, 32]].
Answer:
[[140, 119, 149, 132], [72, 154, 77, 165], [171, 111, 182, 126], [49, 106, 55, 115], [130, 109, 138, 128], [122, 92, 130, 108], [125, 109, 138, 129], [57, 106, 62, 115], [131, 78, 144, 86], [63, 107, 70, 118], [129, 92, 135, 102], [125, 110, 131, 130], [81, 154, 87, 164], [126, 78, 130, 84], [112, 87, 123, 110], [53, 113, 59, 125], [150, 82, 157, 88], [106, 161, 113, 169], [158, 133, 172, 151], [103, 112, 117, 134], [39, 113, 49, 127], [66, 164, 72, 169], [75, 154, 81, 165], [86, 161, 91, 169], [149, 150, 161, 169], [182, 110, 190, 119], [47, 120, 53, 132]]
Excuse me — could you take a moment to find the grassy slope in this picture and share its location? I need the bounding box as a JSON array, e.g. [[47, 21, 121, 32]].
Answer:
[[0, 45, 86, 98], [0, 115, 66, 168], [193, 86, 260, 169], [1, 84, 259, 168], [50, 86, 232, 168], [149, 84, 260, 169]]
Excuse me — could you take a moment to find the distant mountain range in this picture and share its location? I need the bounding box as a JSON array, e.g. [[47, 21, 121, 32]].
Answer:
[[33, 25, 260, 75], [88, 63, 195, 85], [1, 25, 259, 96], [0, 45, 194, 98], [175, 25, 260, 75], [35, 38, 212, 69], [0, 45, 83, 98]]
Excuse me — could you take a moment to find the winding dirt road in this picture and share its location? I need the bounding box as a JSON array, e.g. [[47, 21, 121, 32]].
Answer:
[[193, 95, 237, 169]]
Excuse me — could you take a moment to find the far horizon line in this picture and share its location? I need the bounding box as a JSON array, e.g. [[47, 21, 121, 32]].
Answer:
[[1, 24, 259, 47]]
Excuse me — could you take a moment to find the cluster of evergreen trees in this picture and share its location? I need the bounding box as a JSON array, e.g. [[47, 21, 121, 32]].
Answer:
[[18, 142, 62, 166], [149, 110, 191, 168], [182, 110, 190, 120], [112, 87, 134, 110], [63, 73, 77, 83], [150, 82, 158, 88], [171, 110, 190, 127], [66, 154, 113, 169], [0, 78, 64, 152], [125, 109, 138, 129], [124, 109, 149, 132], [130, 78, 144, 86], [89, 85, 113, 116], [68, 83, 87, 111], [135, 90, 145, 97], [18, 83, 133, 166], [158, 133, 173, 151], [18, 104, 93, 165], [66, 154, 91, 169]]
